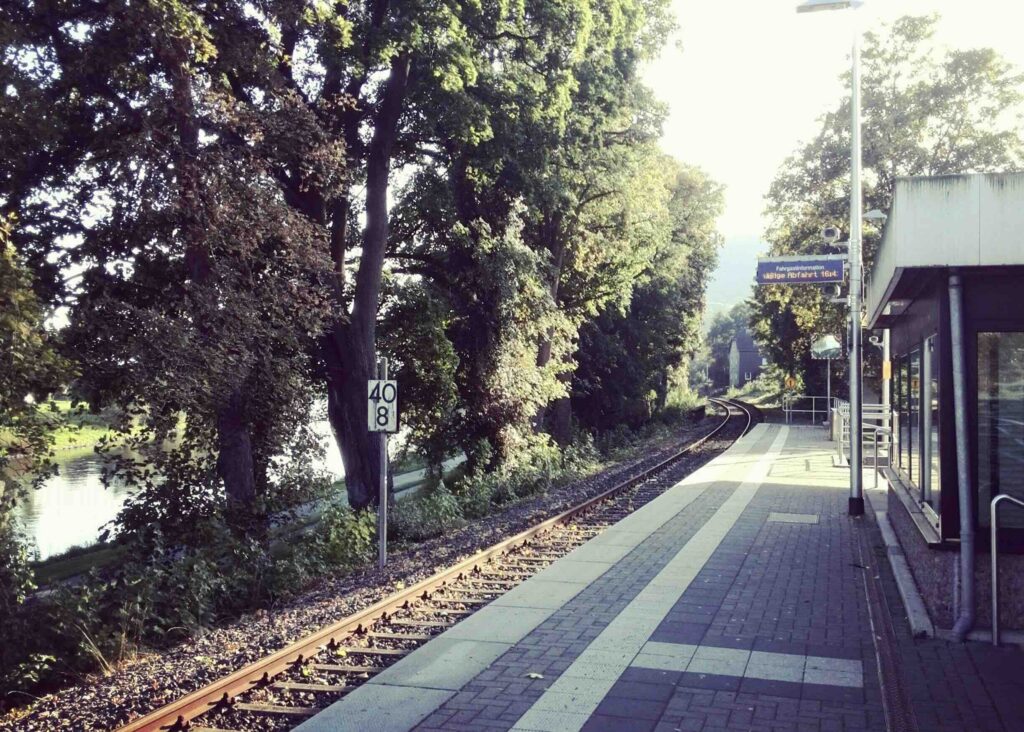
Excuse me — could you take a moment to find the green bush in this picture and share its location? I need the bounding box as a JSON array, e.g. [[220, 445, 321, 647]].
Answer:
[[561, 432, 600, 475], [452, 476, 495, 519], [451, 433, 602, 519], [317, 505, 376, 570], [596, 423, 637, 457], [390, 483, 464, 541], [0, 523, 54, 698]]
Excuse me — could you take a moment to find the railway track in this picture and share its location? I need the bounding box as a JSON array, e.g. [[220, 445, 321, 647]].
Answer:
[[117, 398, 756, 732]]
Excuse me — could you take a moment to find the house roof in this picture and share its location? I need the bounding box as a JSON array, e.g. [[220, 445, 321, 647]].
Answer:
[[733, 330, 760, 354]]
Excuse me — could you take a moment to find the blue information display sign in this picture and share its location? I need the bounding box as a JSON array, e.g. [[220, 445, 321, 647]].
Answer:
[[756, 255, 846, 285]]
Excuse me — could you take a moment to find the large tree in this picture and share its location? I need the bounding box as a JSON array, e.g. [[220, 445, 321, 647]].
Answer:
[[2, 0, 337, 523], [385, 0, 678, 466], [0, 215, 68, 521], [751, 14, 1024, 386], [573, 162, 724, 430], [1, 1, 542, 511]]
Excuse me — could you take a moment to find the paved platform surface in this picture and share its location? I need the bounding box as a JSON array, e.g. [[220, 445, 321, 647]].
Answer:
[[297, 424, 1024, 732]]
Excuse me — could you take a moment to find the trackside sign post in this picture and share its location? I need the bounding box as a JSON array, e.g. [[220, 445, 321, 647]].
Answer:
[[368, 359, 398, 568], [368, 379, 398, 432], [756, 255, 846, 285]]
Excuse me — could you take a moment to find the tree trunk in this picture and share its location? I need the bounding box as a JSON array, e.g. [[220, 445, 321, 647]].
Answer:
[[217, 389, 257, 508], [549, 383, 573, 446], [167, 39, 258, 511], [328, 51, 411, 510]]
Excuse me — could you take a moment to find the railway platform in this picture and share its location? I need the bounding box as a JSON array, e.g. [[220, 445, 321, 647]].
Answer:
[[294, 422, 1024, 732]]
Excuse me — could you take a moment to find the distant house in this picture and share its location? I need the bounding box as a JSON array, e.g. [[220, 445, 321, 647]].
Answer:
[[729, 331, 765, 388]]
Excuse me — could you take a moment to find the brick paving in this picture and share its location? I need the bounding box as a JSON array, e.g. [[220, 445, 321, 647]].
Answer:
[[867, 497, 1024, 732], [299, 425, 1024, 732]]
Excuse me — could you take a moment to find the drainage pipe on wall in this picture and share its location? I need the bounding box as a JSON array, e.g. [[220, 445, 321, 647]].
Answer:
[[949, 270, 975, 641]]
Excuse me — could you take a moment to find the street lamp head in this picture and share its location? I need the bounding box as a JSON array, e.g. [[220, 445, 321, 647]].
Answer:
[[796, 0, 864, 12]]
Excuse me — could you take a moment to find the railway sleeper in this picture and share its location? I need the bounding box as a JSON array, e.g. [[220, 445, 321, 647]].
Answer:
[[366, 631, 432, 641], [333, 646, 408, 656], [312, 663, 386, 674], [432, 597, 486, 606], [389, 619, 454, 629], [272, 682, 356, 694], [232, 702, 319, 717]]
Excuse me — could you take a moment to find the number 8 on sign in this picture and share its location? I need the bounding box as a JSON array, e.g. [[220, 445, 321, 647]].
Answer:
[[368, 380, 399, 433]]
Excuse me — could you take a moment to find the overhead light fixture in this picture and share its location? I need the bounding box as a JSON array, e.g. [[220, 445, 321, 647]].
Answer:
[[796, 0, 863, 12]]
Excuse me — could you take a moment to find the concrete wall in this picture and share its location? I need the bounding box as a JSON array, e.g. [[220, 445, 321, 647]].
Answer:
[[888, 486, 1024, 632]]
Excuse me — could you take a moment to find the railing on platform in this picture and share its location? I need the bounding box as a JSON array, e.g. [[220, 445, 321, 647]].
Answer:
[[868, 426, 892, 488], [831, 401, 892, 471], [991, 494, 1024, 646], [782, 394, 836, 425]]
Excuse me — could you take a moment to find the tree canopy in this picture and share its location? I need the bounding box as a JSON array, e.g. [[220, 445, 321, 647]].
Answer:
[[1, 0, 722, 528], [751, 14, 1024, 388]]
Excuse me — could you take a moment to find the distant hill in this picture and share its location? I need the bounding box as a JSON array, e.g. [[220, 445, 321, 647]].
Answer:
[[704, 235, 765, 321]]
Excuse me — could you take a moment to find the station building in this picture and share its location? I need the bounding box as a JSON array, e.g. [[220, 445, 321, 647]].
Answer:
[[867, 172, 1024, 637], [728, 330, 765, 388]]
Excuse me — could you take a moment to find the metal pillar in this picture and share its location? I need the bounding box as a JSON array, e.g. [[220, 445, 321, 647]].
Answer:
[[881, 329, 891, 417], [847, 23, 865, 516], [378, 358, 389, 569], [826, 360, 832, 426], [949, 272, 975, 640]]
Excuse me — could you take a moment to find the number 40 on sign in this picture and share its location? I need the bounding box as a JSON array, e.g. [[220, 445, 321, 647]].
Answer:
[[368, 380, 399, 433]]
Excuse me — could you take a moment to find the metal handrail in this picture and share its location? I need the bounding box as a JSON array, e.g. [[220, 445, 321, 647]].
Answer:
[[868, 426, 892, 489], [783, 394, 836, 424], [835, 401, 850, 463], [991, 494, 1024, 646]]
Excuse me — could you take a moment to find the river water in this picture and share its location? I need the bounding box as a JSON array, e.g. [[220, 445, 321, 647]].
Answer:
[[14, 422, 347, 560]]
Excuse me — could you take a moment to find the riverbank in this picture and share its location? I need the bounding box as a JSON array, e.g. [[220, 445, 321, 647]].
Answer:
[[30, 454, 465, 585]]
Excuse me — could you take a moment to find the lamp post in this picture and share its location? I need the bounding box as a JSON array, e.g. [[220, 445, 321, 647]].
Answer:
[[797, 0, 865, 516]]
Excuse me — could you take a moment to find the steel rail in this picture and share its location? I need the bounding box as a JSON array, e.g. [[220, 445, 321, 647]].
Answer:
[[118, 399, 750, 732]]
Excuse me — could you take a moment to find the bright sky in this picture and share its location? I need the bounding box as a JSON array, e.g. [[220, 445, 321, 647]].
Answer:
[[644, 0, 1024, 242]]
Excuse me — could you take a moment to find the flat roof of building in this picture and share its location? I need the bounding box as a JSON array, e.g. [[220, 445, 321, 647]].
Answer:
[[866, 172, 1024, 328]]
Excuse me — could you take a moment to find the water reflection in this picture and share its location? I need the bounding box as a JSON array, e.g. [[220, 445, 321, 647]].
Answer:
[[15, 421, 346, 561], [13, 449, 135, 560]]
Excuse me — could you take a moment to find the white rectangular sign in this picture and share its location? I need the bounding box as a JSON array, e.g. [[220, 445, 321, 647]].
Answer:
[[368, 379, 398, 433]]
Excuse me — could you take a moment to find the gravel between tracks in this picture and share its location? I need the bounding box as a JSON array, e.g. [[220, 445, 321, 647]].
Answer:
[[2, 412, 739, 732]]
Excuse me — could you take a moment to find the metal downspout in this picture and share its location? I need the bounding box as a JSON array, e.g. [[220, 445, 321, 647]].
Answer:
[[949, 270, 975, 641]]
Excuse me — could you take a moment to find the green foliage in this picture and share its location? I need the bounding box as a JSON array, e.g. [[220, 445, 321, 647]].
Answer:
[[0, 215, 69, 514], [317, 506, 377, 571], [0, 524, 53, 695], [1, 520, 333, 702], [451, 432, 601, 519], [0, 0, 727, 704], [379, 283, 460, 474], [572, 163, 725, 430], [752, 14, 1024, 388], [705, 303, 753, 390], [390, 484, 465, 542]]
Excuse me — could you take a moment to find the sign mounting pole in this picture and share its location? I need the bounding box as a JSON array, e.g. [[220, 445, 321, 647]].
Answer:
[[368, 359, 397, 568], [378, 358, 388, 569], [827, 360, 831, 426]]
